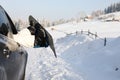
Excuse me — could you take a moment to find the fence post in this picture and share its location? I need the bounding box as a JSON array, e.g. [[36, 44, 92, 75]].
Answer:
[[76, 31, 78, 35], [104, 37, 107, 46], [88, 30, 90, 36], [95, 32, 97, 39], [81, 29, 83, 34]]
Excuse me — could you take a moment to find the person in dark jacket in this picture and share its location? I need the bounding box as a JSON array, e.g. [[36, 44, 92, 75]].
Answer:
[[28, 21, 49, 48], [27, 20, 35, 35], [27, 15, 57, 57], [34, 23, 46, 47]]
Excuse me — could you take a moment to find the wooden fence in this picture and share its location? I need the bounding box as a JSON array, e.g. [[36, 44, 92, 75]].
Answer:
[[52, 28, 107, 46], [76, 30, 107, 46]]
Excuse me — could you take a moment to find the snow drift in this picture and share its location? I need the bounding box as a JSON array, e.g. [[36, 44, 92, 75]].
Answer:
[[14, 21, 120, 80]]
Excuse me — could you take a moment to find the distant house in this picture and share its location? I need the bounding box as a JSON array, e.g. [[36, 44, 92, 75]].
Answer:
[[84, 15, 93, 21]]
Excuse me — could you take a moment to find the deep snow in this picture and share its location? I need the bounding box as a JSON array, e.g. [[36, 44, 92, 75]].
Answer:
[[14, 21, 120, 80]]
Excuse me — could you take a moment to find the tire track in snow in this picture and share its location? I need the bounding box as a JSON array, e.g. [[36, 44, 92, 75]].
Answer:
[[25, 47, 83, 80]]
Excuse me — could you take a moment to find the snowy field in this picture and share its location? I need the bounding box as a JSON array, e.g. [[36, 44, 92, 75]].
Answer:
[[14, 21, 120, 80]]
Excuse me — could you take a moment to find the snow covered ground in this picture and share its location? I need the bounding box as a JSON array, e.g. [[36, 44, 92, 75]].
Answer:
[[14, 21, 120, 80]]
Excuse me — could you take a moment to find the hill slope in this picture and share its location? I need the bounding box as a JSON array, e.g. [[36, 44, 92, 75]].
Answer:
[[14, 21, 120, 80]]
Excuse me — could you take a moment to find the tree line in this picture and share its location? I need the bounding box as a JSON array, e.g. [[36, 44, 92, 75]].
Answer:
[[104, 2, 120, 14]]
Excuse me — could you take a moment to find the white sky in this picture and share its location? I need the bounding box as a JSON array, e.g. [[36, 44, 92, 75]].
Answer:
[[0, 0, 119, 21]]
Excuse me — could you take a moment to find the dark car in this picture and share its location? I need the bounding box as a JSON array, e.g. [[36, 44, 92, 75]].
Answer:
[[0, 5, 28, 80]]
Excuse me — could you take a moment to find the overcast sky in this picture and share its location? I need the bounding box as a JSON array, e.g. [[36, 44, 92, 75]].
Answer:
[[0, 0, 119, 21]]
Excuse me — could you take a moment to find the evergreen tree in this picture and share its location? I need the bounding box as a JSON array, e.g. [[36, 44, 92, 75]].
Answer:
[[104, 2, 120, 14]]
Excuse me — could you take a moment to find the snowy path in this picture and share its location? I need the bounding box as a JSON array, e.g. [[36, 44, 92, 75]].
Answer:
[[25, 47, 83, 80], [24, 33, 120, 80], [14, 21, 120, 80]]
